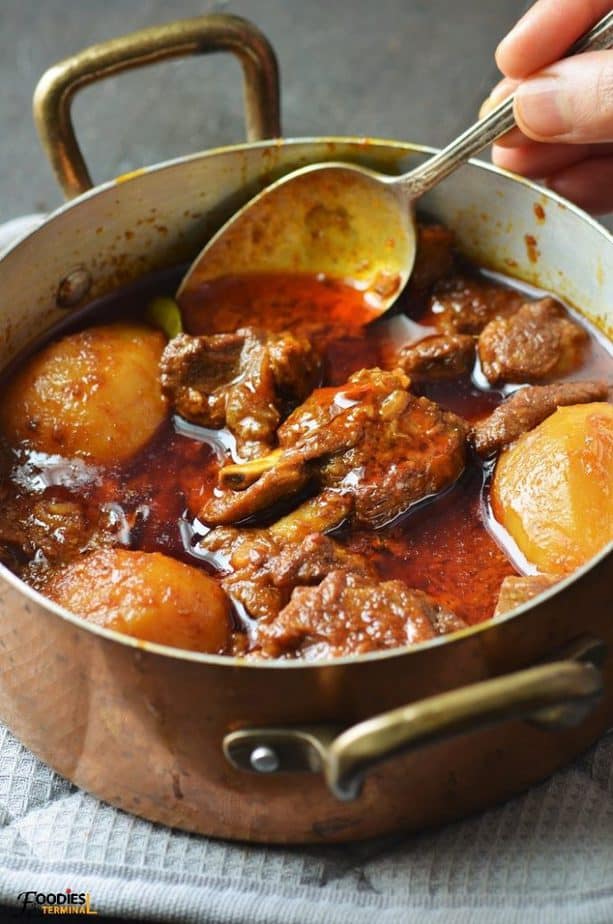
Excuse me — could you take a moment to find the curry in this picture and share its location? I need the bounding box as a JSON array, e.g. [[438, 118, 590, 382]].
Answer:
[[0, 223, 611, 660]]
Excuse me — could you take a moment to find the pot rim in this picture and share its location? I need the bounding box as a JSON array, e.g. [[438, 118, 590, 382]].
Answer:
[[1, 135, 611, 670], [3, 135, 612, 262]]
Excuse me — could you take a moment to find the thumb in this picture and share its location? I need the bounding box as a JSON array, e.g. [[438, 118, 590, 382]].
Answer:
[[513, 50, 613, 143]]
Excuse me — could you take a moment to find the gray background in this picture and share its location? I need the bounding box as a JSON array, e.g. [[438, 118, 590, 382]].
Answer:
[[0, 0, 529, 222]]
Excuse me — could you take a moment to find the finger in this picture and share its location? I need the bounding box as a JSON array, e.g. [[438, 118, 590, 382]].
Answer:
[[491, 141, 613, 177], [491, 127, 532, 149], [496, 0, 613, 79], [545, 155, 613, 214], [513, 51, 613, 143]]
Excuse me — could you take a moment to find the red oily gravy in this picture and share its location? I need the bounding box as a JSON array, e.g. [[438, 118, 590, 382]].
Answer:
[[179, 271, 379, 336], [1, 259, 611, 643]]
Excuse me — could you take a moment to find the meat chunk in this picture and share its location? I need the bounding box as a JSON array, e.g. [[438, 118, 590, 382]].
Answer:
[[201, 492, 372, 620], [494, 574, 560, 617], [21, 494, 94, 560], [0, 481, 124, 575], [397, 333, 475, 379], [0, 513, 27, 570], [478, 298, 587, 385], [427, 274, 525, 335], [226, 534, 377, 622], [272, 532, 376, 588], [253, 571, 466, 659], [160, 327, 320, 459], [203, 526, 285, 620], [471, 380, 609, 457], [202, 368, 467, 528], [0, 438, 117, 573], [161, 330, 242, 426], [408, 224, 456, 291]]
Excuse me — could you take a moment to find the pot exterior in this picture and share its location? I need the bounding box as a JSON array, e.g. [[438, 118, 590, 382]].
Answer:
[[1, 552, 611, 843], [0, 139, 612, 842]]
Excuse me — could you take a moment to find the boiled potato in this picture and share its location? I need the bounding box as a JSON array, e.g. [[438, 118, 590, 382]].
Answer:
[[1, 323, 167, 464], [491, 402, 613, 574], [44, 548, 232, 654]]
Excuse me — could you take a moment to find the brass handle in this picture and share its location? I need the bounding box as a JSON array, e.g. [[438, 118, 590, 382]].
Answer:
[[224, 637, 605, 801], [33, 13, 281, 200]]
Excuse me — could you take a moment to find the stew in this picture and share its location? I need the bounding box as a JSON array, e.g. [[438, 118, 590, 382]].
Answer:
[[1, 222, 611, 659]]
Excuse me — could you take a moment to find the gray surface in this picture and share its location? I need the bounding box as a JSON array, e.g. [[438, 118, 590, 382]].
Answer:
[[0, 0, 526, 220]]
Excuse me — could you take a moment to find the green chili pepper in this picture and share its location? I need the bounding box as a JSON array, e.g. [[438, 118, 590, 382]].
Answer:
[[145, 296, 183, 340]]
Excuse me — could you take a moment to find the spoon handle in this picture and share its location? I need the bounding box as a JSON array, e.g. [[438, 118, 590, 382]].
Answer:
[[402, 10, 613, 199]]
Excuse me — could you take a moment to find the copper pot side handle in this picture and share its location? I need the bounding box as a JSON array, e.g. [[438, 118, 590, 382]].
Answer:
[[224, 637, 605, 801], [32, 13, 281, 200]]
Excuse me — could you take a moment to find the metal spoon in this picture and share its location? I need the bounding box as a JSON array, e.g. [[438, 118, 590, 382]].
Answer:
[[178, 11, 613, 322]]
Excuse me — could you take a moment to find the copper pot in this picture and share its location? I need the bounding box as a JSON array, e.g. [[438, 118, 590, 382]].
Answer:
[[0, 14, 611, 844]]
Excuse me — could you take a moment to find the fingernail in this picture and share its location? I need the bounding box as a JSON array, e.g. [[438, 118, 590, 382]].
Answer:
[[479, 96, 495, 118], [479, 84, 510, 118], [515, 76, 572, 138]]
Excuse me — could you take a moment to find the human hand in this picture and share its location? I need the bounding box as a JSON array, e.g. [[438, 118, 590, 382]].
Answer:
[[480, 0, 613, 214]]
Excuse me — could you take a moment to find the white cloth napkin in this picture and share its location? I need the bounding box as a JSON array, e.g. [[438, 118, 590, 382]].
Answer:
[[1, 722, 612, 923]]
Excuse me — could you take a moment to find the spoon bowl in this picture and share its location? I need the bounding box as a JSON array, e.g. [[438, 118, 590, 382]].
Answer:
[[177, 162, 416, 322]]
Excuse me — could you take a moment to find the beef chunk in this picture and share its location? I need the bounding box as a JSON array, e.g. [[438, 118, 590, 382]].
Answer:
[[272, 532, 376, 587], [202, 368, 467, 528], [398, 333, 475, 379], [0, 507, 27, 570], [161, 330, 243, 426], [0, 437, 122, 574], [0, 486, 122, 577], [203, 525, 286, 621], [253, 571, 466, 659], [428, 274, 525, 335], [494, 574, 560, 617], [471, 380, 609, 457], [235, 533, 376, 622], [160, 327, 320, 460], [478, 298, 587, 385], [201, 492, 371, 620], [408, 224, 456, 291]]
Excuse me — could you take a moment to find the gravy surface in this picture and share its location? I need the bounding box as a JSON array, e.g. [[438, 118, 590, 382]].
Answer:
[[4, 259, 610, 638]]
